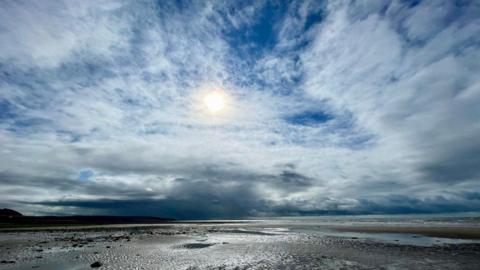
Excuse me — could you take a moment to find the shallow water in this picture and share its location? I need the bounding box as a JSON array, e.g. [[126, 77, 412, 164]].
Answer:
[[248, 212, 480, 227], [289, 226, 480, 246]]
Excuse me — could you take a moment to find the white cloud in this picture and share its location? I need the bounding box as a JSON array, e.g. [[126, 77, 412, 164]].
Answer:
[[0, 0, 129, 69]]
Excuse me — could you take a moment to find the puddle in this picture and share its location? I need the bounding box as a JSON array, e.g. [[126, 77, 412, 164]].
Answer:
[[178, 243, 216, 249]]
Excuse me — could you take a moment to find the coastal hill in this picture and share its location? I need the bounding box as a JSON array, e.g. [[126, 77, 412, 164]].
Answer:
[[0, 208, 174, 226], [0, 208, 23, 217]]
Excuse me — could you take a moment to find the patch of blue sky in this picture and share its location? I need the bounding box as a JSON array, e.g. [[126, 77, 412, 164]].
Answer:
[[220, 2, 289, 88], [284, 110, 333, 126], [77, 169, 94, 181], [222, 1, 286, 58], [0, 100, 16, 120], [0, 69, 51, 100], [13, 118, 50, 128], [304, 10, 324, 31], [283, 108, 376, 150], [220, 2, 324, 97]]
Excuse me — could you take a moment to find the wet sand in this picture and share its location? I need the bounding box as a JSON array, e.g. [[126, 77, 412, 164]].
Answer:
[[0, 223, 479, 269], [330, 225, 480, 239]]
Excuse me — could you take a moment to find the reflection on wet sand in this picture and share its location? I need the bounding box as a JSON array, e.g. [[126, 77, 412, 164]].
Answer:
[[1, 222, 480, 270]]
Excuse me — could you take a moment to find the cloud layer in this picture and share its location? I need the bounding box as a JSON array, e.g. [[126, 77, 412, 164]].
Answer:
[[1, 0, 479, 218]]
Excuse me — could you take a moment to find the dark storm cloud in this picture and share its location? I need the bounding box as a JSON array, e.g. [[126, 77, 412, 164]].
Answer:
[[30, 191, 480, 219], [419, 138, 480, 183], [1, 159, 318, 218], [28, 178, 268, 219], [352, 194, 480, 215], [262, 170, 315, 192]]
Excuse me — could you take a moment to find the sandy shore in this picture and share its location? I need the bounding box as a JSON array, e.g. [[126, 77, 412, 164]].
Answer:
[[1, 223, 480, 269], [330, 225, 480, 239]]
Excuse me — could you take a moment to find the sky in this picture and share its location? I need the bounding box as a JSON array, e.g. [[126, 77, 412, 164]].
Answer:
[[0, 0, 479, 219]]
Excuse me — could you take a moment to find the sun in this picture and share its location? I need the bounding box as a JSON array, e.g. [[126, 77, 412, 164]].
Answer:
[[203, 91, 226, 113]]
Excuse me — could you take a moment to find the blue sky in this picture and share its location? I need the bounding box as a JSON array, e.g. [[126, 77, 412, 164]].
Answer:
[[0, 0, 479, 219]]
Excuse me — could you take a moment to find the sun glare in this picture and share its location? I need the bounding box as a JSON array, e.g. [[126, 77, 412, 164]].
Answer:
[[203, 91, 226, 113]]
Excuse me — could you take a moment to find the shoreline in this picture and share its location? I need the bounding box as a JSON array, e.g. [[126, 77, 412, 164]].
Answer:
[[2, 222, 480, 240], [0, 221, 251, 233], [329, 225, 480, 239]]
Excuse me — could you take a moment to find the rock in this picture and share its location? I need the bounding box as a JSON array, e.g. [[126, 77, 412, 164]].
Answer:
[[90, 261, 102, 268]]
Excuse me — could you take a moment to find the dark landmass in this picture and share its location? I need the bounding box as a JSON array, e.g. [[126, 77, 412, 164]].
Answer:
[[0, 208, 174, 227], [0, 208, 22, 217]]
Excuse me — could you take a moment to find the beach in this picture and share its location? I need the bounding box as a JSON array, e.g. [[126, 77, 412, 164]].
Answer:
[[1, 218, 480, 270]]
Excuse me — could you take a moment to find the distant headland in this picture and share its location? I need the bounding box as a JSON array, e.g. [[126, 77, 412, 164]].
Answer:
[[0, 208, 174, 227]]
